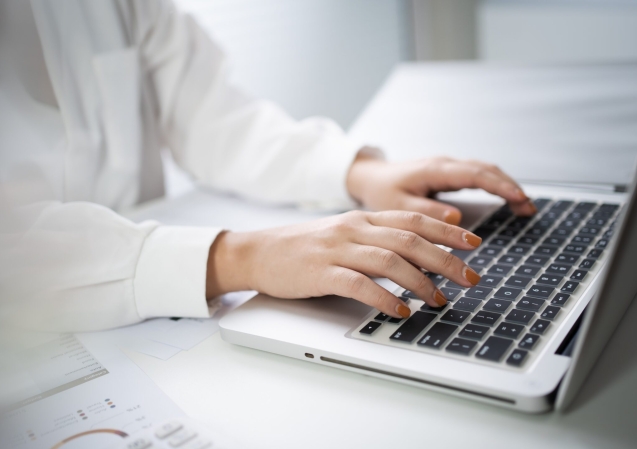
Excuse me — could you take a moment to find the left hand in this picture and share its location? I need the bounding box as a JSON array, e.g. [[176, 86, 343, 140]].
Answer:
[[346, 152, 537, 224]]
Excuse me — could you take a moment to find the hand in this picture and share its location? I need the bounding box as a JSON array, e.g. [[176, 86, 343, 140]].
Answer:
[[346, 152, 537, 224], [206, 211, 484, 319]]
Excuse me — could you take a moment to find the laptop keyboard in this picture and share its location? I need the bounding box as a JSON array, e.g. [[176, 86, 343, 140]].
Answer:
[[351, 198, 622, 368]]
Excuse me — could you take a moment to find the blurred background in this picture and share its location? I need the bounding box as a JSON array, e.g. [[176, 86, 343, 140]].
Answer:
[[176, 0, 637, 129]]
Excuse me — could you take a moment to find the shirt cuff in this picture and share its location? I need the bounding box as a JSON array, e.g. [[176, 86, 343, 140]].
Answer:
[[134, 225, 223, 320]]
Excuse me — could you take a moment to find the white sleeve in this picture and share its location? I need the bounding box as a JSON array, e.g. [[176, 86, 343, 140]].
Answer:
[[0, 202, 220, 332], [136, 0, 365, 210]]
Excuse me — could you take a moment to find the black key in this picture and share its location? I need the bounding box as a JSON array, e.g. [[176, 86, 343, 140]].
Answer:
[[506, 349, 528, 367], [575, 201, 596, 211], [465, 286, 492, 300], [478, 275, 503, 288], [488, 264, 512, 276], [499, 255, 522, 265], [440, 287, 462, 302], [535, 218, 555, 229], [446, 338, 477, 355], [490, 236, 512, 247], [518, 333, 540, 350], [459, 324, 489, 341], [530, 319, 550, 335], [551, 227, 572, 237], [445, 280, 467, 290], [420, 303, 448, 313], [360, 321, 382, 335], [534, 198, 551, 210], [527, 285, 554, 299], [505, 276, 531, 289], [499, 228, 521, 238], [506, 309, 535, 325], [480, 246, 502, 257], [541, 306, 560, 320], [570, 270, 587, 282], [484, 217, 508, 228], [556, 253, 579, 265], [388, 317, 403, 323], [543, 210, 563, 220], [599, 203, 619, 212], [473, 226, 498, 240], [374, 313, 389, 321], [494, 287, 523, 301], [571, 234, 594, 245], [537, 273, 563, 287], [526, 255, 551, 266], [587, 248, 604, 259], [579, 226, 601, 236], [471, 310, 501, 327], [494, 322, 524, 339], [453, 297, 482, 312], [509, 216, 532, 227], [402, 290, 419, 299], [586, 218, 607, 227], [593, 210, 614, 220], [534, 246, 557, 256], [558, 219, 579, 229], [476, 336, 513, 362], [596, 238, 609, 249], [516, 265, 541, 277], [390, 312, 438, 342], [418, 322, 458, 348], [508, 245, 530, 255], [567, 211, 586, 220], [440, 309, 470, 325], [543, 236, 565, 246], [551, 200, 574, 210], [425, 272, 446, 287], [517, 236, 539, 246], [563, 244, 586, 254], [561, 281, 579, 293], [525, 227, 546, 237], [517, 296, 544, 312], [469, 256, 493, 268], [483, 298, 512, 313], [451, 249, 474, 261], [546, 263, 570, 275], [551, 293, 570, 307]]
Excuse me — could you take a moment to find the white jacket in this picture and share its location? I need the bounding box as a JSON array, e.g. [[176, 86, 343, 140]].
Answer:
[[0, 0, 363, 332]]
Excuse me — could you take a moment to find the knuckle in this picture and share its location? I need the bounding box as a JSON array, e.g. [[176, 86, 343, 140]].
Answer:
[[377, 250, 400, 271], [440, 223, 455, 240], [398, 231, 420, 251], [343, 272, 367, 295], [438, 251, 457, 271], [403, 211, 423, 228], [414, 275, 431, 294]]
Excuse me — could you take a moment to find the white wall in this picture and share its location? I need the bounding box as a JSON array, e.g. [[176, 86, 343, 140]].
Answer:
[[175, 0, 411, 129], [479, 0, 637, 63]]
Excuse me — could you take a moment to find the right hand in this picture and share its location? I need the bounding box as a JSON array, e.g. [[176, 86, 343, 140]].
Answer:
[[206, 210, 484, 319]]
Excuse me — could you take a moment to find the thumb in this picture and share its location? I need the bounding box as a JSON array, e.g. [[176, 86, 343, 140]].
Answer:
[[398, 193, 463, 225]]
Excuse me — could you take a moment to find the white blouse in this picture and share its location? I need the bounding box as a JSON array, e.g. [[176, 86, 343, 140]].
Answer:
[[0, 0, 363, 332]]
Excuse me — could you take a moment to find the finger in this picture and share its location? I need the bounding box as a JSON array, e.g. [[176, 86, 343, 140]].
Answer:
[[352, 227, 480, 289], [328, 266, 412, 318], [367, 210, 482, 250], [341, 245, 447, 307], [397, 193, 463, 225]]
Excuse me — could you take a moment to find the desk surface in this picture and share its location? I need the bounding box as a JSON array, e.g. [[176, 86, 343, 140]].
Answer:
[[124, 188, 637, 449]]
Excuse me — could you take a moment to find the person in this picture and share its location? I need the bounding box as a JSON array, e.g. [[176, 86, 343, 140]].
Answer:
[[0, 0, 536, 333]]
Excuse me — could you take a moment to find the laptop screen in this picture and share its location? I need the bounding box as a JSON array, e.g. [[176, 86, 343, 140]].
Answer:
[[556, 167, 637, 410]]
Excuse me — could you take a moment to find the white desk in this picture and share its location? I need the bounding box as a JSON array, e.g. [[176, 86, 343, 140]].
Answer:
[[122, 63, 637, 448]]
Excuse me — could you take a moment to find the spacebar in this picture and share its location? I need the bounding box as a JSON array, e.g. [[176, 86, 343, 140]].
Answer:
[[390, 312, 437, 343]]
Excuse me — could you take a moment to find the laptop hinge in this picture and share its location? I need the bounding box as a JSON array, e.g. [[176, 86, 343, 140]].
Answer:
[[519, 180, 628, 194]]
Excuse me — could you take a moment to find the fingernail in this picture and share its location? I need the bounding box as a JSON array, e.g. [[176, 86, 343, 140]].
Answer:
[[464, 266, 481, 285], [463, 232, 482, 248], [396, 303, 411, 318], [434, 289, 447, 306], [443, 210, 461, 225]]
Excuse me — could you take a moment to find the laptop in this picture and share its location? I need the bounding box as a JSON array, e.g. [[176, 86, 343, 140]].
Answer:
[[219, 175, 637, 412]]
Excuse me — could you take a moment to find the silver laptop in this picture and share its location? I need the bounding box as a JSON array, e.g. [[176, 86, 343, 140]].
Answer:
[[219, 174, 637, 413]]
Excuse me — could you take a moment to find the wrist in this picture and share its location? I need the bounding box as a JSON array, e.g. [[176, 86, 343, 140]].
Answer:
[[346, 149, 386, 204], [206, 231, 256, 298]]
